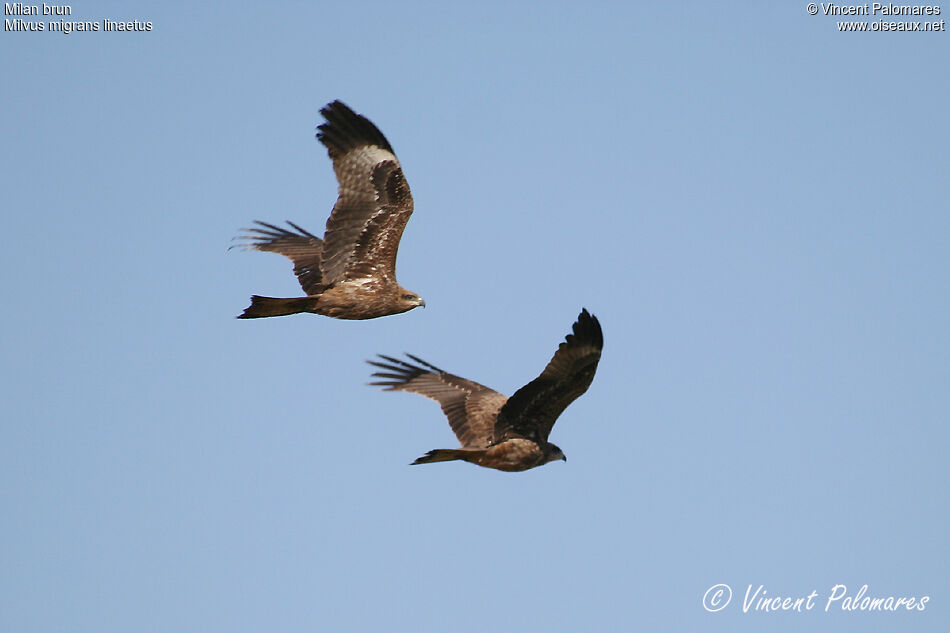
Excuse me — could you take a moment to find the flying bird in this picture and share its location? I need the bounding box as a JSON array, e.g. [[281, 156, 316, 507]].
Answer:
[[233, 100, 424, 320], [369, 309, 603, 471]]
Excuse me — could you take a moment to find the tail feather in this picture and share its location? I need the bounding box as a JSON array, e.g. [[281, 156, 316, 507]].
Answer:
[[411, 448, 482, 466], [237, 295, 320, 319]]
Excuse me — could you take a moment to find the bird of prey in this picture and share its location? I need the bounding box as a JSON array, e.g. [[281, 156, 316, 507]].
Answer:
[[234, 100, 425, 320], [369, 309, 603, 471]]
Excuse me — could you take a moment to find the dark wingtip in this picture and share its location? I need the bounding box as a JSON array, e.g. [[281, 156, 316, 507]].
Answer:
[[403, 353, 443, 373], [316, 100, 394, 156], [569, 308, 603, 350], [230, 220, 320, 253], [366, 353, 444, 390]]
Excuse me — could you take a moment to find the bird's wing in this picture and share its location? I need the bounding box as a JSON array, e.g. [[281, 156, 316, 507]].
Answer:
[[494, 309, 603, 443], [232, 221, 324, 294], [317, 101, 414, 285], [368, 354, 506, 449]]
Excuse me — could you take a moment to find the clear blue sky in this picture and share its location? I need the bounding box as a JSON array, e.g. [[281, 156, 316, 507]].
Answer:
[[2, 2, 947, 632]]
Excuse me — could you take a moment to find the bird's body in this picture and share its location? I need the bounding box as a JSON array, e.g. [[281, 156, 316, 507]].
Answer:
[[242, 269, 420, 320], [234, 101, 424, 320], [413, 439, 557, 472], [369, 309, 603, 472]]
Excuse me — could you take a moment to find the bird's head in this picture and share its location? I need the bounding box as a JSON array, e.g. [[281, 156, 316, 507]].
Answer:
[[545, 443, 567, 464], [397, 289, 426, 311]]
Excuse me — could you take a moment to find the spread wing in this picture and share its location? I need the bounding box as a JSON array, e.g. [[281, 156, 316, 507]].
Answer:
[[368, 354, 507, 449], [317, 101, 414, 285], [494, 309, 603, 443], [232, 221, 324, 294]]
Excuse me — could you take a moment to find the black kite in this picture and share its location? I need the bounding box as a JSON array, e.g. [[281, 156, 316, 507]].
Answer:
[[369, 309, 603, 471], [234, 101, 424, 320]]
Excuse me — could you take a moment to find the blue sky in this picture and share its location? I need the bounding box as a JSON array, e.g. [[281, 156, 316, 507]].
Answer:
[[2, 2, 947, 632]]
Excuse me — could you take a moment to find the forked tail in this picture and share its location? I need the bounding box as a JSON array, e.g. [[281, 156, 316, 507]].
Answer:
[[237, 295, 320, 319]]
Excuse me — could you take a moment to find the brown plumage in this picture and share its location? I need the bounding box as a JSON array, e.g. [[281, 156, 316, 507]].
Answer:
[[233, 100, 424, 320], [368, 309, 604, 472]]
